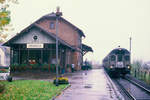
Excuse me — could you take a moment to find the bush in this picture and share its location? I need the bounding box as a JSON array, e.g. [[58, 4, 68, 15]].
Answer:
[[20, 64, 28, 70], [42, 64, 49, 71], [53, 76, 69, 84], [7, 76, 12, 82], [30, 64, 39, 70], [0, 82, 5, 93], [10, 64, 19, 71]]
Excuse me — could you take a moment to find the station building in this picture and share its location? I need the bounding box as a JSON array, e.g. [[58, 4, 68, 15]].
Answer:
[[3, 10, 93, 71]]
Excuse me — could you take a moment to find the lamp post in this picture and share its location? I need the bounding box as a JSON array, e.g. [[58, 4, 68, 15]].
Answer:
[[55, 7, 62, 86], [129, 36, 132, 63]]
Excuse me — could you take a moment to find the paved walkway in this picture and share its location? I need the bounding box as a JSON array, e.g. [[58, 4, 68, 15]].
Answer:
[[56, 69, 121, 100]]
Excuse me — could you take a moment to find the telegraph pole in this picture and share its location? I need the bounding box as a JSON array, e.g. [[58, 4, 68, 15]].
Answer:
[[129, 36, 132, 63], [55, 7, 62, 86]]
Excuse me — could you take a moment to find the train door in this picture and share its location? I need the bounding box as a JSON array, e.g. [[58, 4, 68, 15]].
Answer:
[[118, 55, 122, 62], [117, 54, 123, 68]]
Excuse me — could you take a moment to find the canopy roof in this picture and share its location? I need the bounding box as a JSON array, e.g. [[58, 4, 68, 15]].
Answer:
[[82, 44, 93, 56]]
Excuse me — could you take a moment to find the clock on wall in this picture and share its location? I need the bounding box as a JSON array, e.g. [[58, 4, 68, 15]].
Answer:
[[33, 35, 38, 40]]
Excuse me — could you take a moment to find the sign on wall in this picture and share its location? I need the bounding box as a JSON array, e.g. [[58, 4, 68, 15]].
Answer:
[[27, 44, 43, 48]]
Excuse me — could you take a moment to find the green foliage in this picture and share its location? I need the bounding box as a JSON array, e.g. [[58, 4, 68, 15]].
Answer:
[[10, 63, 19, 67], [131, 60, 150, 85], [30, 63, 39, 70], [0, 0, 18, 43], [19, 64, 27, 70], [0, 82, 5, 93], [10, 64, 19, 71], [41, 63, 49, 71], [67, 64, 71, 68], [132, 60, 143, 69], [20, 64, 28, 67], [0, 3, 11, 28], [0, 80, 68, 100], [0, 0, 5, 4], [53, 77, 69, 84], [131, 68, 150, 85], [0, 9, 10, 42], [10, 64, 62, 72], [42, 63, 49, 66]]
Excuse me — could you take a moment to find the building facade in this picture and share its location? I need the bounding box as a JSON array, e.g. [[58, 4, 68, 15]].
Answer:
[[3, 10, 89, 71]]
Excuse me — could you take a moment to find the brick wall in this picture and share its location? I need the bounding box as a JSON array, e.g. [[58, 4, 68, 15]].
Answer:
[[37, 19, 80, 47], [37, 18, 82, 70]]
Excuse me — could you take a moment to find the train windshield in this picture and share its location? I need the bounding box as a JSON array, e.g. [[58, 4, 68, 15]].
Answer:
[[124, 55, 130, 61], [110, 55, 116, 61], [117, 55, 122, 61]]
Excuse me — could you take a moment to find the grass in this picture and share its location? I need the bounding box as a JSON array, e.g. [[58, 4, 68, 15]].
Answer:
[[0, 80, 68, 100]]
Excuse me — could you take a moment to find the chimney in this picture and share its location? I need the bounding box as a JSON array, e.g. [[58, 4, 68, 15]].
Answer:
[[56, 6, 62, 17], [56, 6, 60, 13]]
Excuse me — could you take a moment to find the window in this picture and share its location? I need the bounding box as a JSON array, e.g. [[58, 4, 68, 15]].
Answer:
[[50, 22, 55, 29], [124, 55, 130, 61], [111, 55, 116, 61]]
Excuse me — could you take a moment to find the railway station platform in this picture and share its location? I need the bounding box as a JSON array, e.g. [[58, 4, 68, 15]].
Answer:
[[55, 69, 124, 100]]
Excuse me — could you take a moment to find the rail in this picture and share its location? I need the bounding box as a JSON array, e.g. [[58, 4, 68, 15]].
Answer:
[[125, 76, 150, 93], [115, 79, 136, 100]]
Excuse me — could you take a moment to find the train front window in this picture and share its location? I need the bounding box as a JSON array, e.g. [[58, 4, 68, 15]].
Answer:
[[124, 56, 130, 61], [111, 55, 116, 61], [118, 55, 122, 61]]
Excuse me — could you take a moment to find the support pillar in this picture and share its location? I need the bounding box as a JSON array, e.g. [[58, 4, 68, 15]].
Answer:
[[28, 49, 29, 64], [41, 49, 43, 64], [18, 45, 20, 64]]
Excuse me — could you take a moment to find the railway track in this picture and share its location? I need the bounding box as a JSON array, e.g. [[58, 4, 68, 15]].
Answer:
[[114, 77, 150, 100], [124, 76, 150, 94]]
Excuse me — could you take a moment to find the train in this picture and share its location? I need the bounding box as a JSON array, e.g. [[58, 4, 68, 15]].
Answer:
[[102, 47, 131, 77]]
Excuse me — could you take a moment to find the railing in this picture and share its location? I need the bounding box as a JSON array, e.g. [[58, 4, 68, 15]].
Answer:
[[131, 68, 150, 85]]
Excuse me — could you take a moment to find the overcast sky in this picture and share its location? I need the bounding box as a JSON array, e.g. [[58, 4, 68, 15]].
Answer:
[[8, 0, 150, 63]]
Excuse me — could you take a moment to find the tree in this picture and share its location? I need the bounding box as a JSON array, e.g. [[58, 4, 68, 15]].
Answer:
[[132, 60, 143, 69], [0, 0, 18, 43]]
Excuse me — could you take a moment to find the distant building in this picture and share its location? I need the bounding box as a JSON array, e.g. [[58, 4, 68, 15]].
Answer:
[[3, 9, 92, 71], [0, 44, 10, 67]]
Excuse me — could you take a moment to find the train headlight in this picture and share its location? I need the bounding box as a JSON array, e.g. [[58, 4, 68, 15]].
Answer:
[[110, 66, 113, 68], [128, 66, 130, 69]]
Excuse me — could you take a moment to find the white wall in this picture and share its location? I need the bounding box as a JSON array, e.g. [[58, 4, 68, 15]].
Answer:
[[13, 28, 56, 44]]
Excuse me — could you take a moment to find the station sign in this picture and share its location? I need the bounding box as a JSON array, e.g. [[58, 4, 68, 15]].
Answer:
[[27, 44, 43, 48]]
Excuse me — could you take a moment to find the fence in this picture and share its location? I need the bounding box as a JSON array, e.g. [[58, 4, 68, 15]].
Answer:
[[131, 68, 150, 85]]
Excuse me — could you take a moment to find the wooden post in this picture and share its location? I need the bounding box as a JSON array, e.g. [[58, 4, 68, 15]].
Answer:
[[149, 72, 150, 85], [18, 45, 20, 64], [41, 49, 43, 64], [10, 48, 13, 65], [28, 49, 29, 66], [10, 48, 13, 73]]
